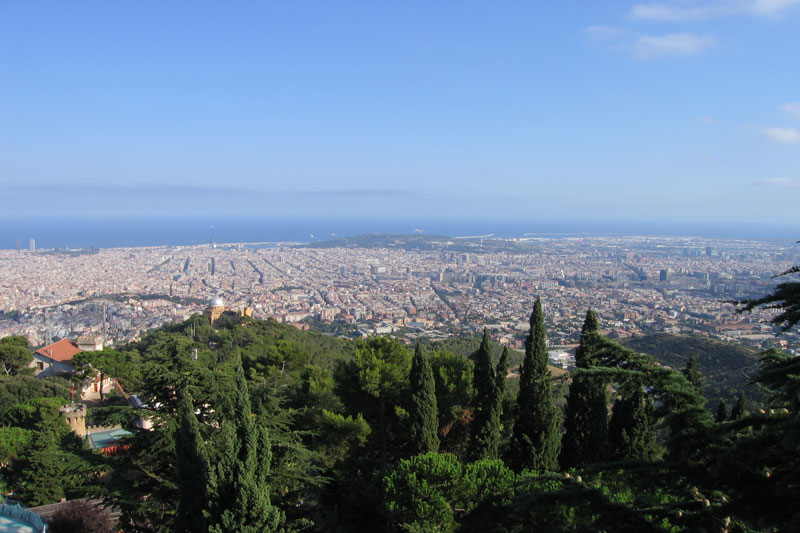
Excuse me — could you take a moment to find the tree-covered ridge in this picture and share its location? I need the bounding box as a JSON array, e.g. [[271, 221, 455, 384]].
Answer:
[[1, 290, 798, 531], [307, 233, 456, 250], [622, 332, 762, 406], [424, 334, 524, 368], [305, 232, 543, 253]]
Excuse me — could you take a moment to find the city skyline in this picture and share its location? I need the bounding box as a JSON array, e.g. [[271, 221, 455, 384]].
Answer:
[[1, 2, 799, 224], [3, 234, 796, 356]]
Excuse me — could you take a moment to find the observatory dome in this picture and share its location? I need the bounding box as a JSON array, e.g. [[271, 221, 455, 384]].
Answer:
[[209, 296, 224, 307]]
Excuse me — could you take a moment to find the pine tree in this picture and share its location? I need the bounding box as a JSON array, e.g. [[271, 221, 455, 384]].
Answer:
[[409, 343, 439, 454], [344, 336, 412, 469], [14, 428, 66, 506], [469, 329, 501, 460], [560, 309, 609, 469], [737, 264, 800, 331], [715, 400, 728, 423], [175, 392, 211, 533], [509, 297, 560, 472], [208, 365, 283, 533], [682, 355, 704, 396]]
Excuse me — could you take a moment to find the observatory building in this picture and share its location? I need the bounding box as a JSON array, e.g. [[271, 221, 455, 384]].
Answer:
[[205, 296, 252, 326]]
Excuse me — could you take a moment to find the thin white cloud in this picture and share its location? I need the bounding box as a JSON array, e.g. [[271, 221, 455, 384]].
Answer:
[[697, 116, 715, 124], [763, 127, 800, 143], [632, 33, 715, 59], [630, 0, 800, 20], [780, 102, 800, 118], [630, 3, 711, 20], [750, 0, 800, 15], [763, 178, 799, 187]]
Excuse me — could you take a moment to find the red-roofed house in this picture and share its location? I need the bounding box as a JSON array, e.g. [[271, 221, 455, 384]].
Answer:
[[30, 339, 82, 377]]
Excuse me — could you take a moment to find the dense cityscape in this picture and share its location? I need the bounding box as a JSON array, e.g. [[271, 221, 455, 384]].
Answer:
[[3, 1, 800, 530], [2, 234, 796, 353]]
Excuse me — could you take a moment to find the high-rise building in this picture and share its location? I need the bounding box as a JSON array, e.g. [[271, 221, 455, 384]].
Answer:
[[29, 238, 35, 252]]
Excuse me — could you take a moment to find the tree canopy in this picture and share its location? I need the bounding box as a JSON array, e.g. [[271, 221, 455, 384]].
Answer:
[[0, 336, 32, 376], [0, 296, 796, 531]]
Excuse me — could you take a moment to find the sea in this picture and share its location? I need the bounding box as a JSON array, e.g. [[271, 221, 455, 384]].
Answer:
[[0, 216, 794, 250]]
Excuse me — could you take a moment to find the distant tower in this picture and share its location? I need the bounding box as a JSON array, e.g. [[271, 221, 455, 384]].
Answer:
[[15, 238, 20, 251], [61, 404, 87, 436], [29, 238, 35, 252]]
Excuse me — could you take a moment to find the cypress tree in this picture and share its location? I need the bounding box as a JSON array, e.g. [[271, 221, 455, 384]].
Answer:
[[575, 309, 599, 367], [608, 387, 657, 461], [209, 365, 283, 533], [496, 346, 509, 399], [469, 329, 501, 460], [175, 392, 211, 533], [682, 355, 704, 396], [560, 309, 609, 469], [730, 392, 747, 421], [509, 296, 560, 472], [496, 346, 513, 456], [715, 400, 729, 423], [409, 343, 439, 454]]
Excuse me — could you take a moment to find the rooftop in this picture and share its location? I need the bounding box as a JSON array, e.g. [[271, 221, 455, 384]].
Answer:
[[34, 339, 82, 363]]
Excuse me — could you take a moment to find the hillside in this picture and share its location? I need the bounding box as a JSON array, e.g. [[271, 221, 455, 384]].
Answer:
[[305, 233, 536, 253], [155, 314, 357, 371], [622, 333, 763, 406], [426, 335, 523, 367], [306, 233, 455, 250], [6, 313, 796, 531]]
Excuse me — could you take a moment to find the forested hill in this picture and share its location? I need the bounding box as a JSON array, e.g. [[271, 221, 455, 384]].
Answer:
[[5, 311, 799, 532], [423, 335, 524, 367], [307, 233, 453, 250], [622, 333, 762, 406], [305, 233, 530, 252], [157, 313, 357, 371]]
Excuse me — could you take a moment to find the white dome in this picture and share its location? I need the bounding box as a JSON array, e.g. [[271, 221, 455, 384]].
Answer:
[[209, 296, 224, 307]]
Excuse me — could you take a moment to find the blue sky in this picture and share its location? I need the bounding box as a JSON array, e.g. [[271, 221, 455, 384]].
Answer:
[[1, 1, 799, 225]]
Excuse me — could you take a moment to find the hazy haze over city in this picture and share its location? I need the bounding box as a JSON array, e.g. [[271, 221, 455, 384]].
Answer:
[[1, 1, 799, 229]]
